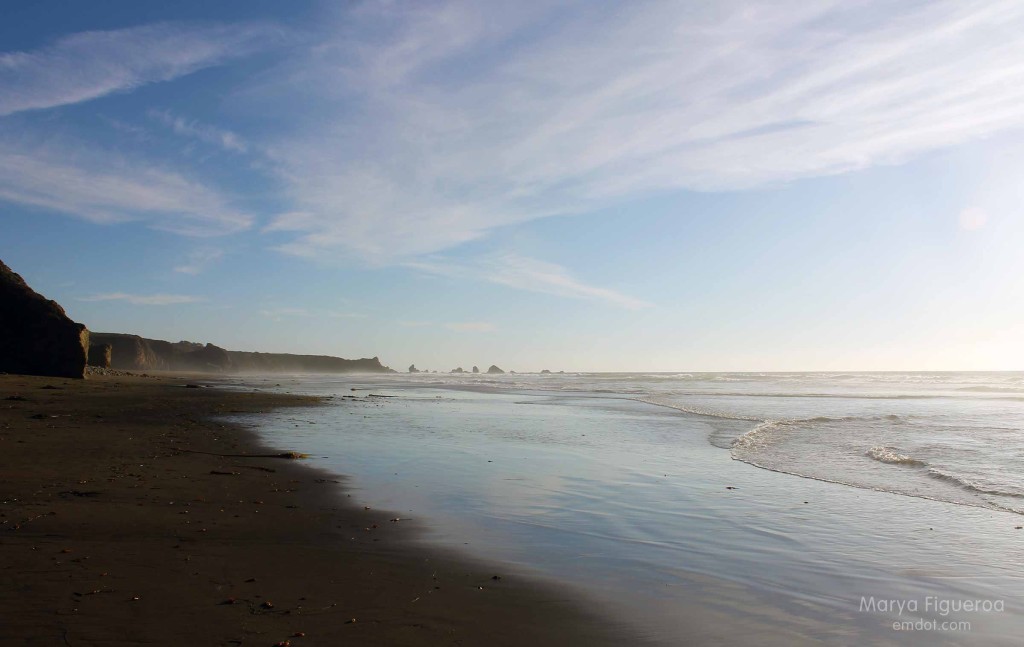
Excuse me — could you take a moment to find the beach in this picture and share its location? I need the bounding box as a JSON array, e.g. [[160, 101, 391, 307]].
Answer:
[[0, 373, 639, 646], [233, 372, 1024, 646], [4, 370, 1023, 646]]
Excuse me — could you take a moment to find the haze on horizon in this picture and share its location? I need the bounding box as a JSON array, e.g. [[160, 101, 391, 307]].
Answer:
[[2, 0, 1023, 373]]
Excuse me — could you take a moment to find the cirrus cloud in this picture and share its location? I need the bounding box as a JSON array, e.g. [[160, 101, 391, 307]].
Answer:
[[0, 137, 253, 236], [265, 0, 1024, 262], [0, 22, 282, 117], [79, 292, 204, 305]]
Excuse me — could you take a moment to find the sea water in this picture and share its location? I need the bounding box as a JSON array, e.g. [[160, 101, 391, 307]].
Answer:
[[232, 372, 1024, 645]]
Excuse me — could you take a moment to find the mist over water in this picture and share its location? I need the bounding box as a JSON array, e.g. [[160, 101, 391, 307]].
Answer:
[[236, 371, 1024, 645]]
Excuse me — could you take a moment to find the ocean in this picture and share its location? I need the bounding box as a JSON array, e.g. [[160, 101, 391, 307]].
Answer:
[[230, 372, 1024, 645]]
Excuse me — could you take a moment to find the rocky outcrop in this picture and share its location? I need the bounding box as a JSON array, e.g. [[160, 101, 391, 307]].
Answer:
[[88, 343, 112, 368], [540, 369, 551, 374], [91, 332, 394, 374], [451, 367, 464, 373], [409, 364, 420, 373], [471, 366, 479, 373], [0, 260, 89, 378], [487, 365, 505, 374]]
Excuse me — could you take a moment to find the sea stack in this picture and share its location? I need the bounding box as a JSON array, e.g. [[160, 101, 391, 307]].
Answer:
[[0, 259, 89, 378], [408, 364, 420, 373], [451, 367, 464, 373], [472, 366, 479, 373], [487, 364, 505, 374]]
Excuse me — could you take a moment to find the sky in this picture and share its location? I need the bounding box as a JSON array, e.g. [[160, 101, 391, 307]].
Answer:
[[2, 0, 1023, 372]]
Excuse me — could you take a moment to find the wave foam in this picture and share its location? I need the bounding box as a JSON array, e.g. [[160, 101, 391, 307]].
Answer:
[[865, 446, 925, 466]]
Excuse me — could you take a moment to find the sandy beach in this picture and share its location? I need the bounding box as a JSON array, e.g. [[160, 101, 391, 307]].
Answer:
[[0, 373, 639, 646]]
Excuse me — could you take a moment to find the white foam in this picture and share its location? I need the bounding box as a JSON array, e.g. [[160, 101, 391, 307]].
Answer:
[[865, 446, 925, 466]]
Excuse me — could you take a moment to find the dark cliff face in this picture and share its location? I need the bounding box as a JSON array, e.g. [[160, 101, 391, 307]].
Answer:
[[88, 343, 112, 368], [0, 259, 89, 378], [91, 332, 394, 374]]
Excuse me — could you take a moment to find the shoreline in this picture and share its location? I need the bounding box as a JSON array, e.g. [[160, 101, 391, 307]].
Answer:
[[0, 373, 643, 646]]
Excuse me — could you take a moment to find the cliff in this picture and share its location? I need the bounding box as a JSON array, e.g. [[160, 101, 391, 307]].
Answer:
[[88, 343, 112, 368], [0, 259, 89, 378], [91, 333, 394, 374], [228, 351, 392, 374]]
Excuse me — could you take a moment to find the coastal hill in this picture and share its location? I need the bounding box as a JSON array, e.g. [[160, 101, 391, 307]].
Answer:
[[0, 259, 89, 378], [91, 332, 394, 374]]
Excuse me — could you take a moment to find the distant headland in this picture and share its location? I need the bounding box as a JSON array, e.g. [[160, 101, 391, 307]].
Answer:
[[91, 333, 394, 374], [0, 257, 394, 377]]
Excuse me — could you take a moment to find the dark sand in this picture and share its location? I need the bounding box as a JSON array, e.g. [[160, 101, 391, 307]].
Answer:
[[0, 374, 642, 646]]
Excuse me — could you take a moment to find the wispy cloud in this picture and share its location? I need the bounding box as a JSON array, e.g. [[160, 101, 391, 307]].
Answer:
[[327, 312, 367, 319], [445, 322, 497, 332], [264, 0, 1024, 261], [80, 292, 204, 305], [959, 207, 989, 231], [150, 109, 248, 153], [0, 136, 252, 236], [0, 22, 280, 117], [174, 248, 225, 275], [260, 307, 366, 321], [260, 307, 311, 319], [408, 254, 652, 310]]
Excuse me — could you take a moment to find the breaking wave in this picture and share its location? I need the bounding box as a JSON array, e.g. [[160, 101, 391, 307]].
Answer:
[[865, 446, 925, 466]]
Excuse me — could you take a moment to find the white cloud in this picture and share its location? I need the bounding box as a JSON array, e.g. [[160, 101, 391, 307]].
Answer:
[[150, 109, 248, 153], [264, 0, 1024, 261], [408, 254, 651, 310], [260, 307, 311, 318], [0, 137, 252, 236], [80, 292, 204, 305], [174, 248, 225, 275], [326, 312, 367, 319], [260, 307, 367, 320], [0, 22, 280, 117], [958, 207, 989, 231], [445, 322, 497, 332]]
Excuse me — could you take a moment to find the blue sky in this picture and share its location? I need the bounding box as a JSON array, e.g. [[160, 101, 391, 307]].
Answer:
[[2, 0, 1023, 371]]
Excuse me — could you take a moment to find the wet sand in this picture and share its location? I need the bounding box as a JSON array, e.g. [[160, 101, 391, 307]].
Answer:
[[0, 373, 640, 646]]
